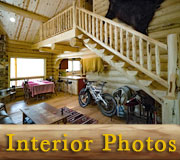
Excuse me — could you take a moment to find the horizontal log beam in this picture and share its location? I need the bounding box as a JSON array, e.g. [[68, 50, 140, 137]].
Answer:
[[32, 29, 77, 49], [7, 39, 33, 46], [39, 47, 63, 54], [10, 76, 45, 81], [0, 1, 49, 22], [57, 51, 97, 59], [51, 44, 79, 52]]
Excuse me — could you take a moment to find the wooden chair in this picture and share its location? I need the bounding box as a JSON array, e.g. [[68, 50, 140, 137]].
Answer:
[[0, 103, 7, 112], [0, 88, 16, 104], [52, 80, 59, 96], [23, 81, 32, 104]]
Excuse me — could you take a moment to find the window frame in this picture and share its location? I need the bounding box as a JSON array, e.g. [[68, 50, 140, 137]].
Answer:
[[66, 59, 81, 74], [9, 57, 46, 87]]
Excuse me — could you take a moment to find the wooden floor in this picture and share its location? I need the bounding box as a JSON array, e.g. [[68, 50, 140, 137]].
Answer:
[[6, 92, 126, 124]]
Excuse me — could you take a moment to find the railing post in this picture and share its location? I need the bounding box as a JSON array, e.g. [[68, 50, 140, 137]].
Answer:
[[167, 34, 178, 98], [39, 25, 43, 41], [73, 0, 77, 29]]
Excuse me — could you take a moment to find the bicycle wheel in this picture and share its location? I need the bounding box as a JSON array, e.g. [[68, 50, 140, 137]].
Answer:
[[113, 86, 133, 105], [78, 88, 91, 108], [98, 93, 117, 117]]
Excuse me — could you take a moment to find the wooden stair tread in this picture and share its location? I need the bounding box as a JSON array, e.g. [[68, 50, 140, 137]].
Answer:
[[88, 43, 97, 49], [83, 38, 90, 44], [113, 61, 126, 68], [103, 55, 114, 61], [139, 79, 153, 87], [77, 34, 84, 39], [126, 70, 138, 76], [152, 89, 167, 97], [94, 48, 105, 54]]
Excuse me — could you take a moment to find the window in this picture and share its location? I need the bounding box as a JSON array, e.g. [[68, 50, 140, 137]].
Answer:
[[73, 60, 81, 71], [10, 58, 45, 87], [66, 60, 81, 72]]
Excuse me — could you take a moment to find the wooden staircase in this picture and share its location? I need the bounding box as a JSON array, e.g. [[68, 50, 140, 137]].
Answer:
[[75, 7, 169, 104], [36, 4, 179, 104], [77, 35, 166, 104]]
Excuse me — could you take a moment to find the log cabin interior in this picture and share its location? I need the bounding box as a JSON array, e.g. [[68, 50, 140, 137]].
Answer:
[[0, 0, 179, 125]]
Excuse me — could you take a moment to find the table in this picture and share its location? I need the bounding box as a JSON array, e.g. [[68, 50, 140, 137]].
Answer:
[[0, 89, 16, 104], [20, 103, 70, 124], [27, 80, 55, 97]]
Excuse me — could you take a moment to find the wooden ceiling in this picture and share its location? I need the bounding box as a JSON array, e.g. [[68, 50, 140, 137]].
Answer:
[[0, 0, 74, 42]]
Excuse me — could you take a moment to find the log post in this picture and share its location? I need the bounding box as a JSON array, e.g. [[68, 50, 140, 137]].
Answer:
[[162, 95, 180, 124], [162, 34, 180, 124], [167, 34, 178, 98], [69, 37, 83, 47]]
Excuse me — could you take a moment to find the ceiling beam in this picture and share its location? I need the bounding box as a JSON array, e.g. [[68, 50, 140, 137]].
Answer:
[[0, 1, 49, 22], [0, 21, 7, 35]]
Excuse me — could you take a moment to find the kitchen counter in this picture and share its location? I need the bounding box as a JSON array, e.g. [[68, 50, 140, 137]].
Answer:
[[60, 76, 85, 80], [59, 76, 86, 95]]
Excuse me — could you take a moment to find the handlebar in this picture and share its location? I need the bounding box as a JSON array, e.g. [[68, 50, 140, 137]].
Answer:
[[99, 81, 107, 87], [84, 80, 107, 87], [83, 79, 96, 84]]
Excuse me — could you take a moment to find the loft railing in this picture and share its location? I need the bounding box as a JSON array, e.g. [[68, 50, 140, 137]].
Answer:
[[38, 4, 178, 92], [39, 6, 74, 41]]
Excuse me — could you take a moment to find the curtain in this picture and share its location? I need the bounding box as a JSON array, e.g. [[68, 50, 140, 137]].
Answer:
[[81, 57, 104, 74]]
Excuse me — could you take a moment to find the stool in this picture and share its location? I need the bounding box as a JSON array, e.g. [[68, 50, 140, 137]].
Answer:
[[0, 103, 7, 113], [10, 91, 16, 101], [125, 97, 140, 124], [58, 80, 64, 92], [65, 80, 73, 95]]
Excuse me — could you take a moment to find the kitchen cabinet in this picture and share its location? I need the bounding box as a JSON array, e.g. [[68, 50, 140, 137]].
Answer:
[[60, 76, 85, 95], [59, 59, 68, 69]]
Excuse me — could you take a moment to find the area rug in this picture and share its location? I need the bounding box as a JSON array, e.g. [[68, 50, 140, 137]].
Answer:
[[9, 107, 98, 124], [62, 107, 98, 124]]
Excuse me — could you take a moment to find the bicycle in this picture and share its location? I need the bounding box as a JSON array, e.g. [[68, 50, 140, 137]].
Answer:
[[78, 80, 116, 117]]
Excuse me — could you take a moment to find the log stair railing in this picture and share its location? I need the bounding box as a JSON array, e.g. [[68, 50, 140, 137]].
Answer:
[[75, 7, 170, 103], [76, 7, 168, 88], [77, 34, 166, 104], [37, 4, 178, 104]]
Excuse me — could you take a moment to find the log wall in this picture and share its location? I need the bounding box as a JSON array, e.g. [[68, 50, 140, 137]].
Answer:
[[6, 39, 54, 87], [51, 53, 63, 80], [0, 35, 8, 89], [93, 0, 180, 43], [86, 67, 139, 95]]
